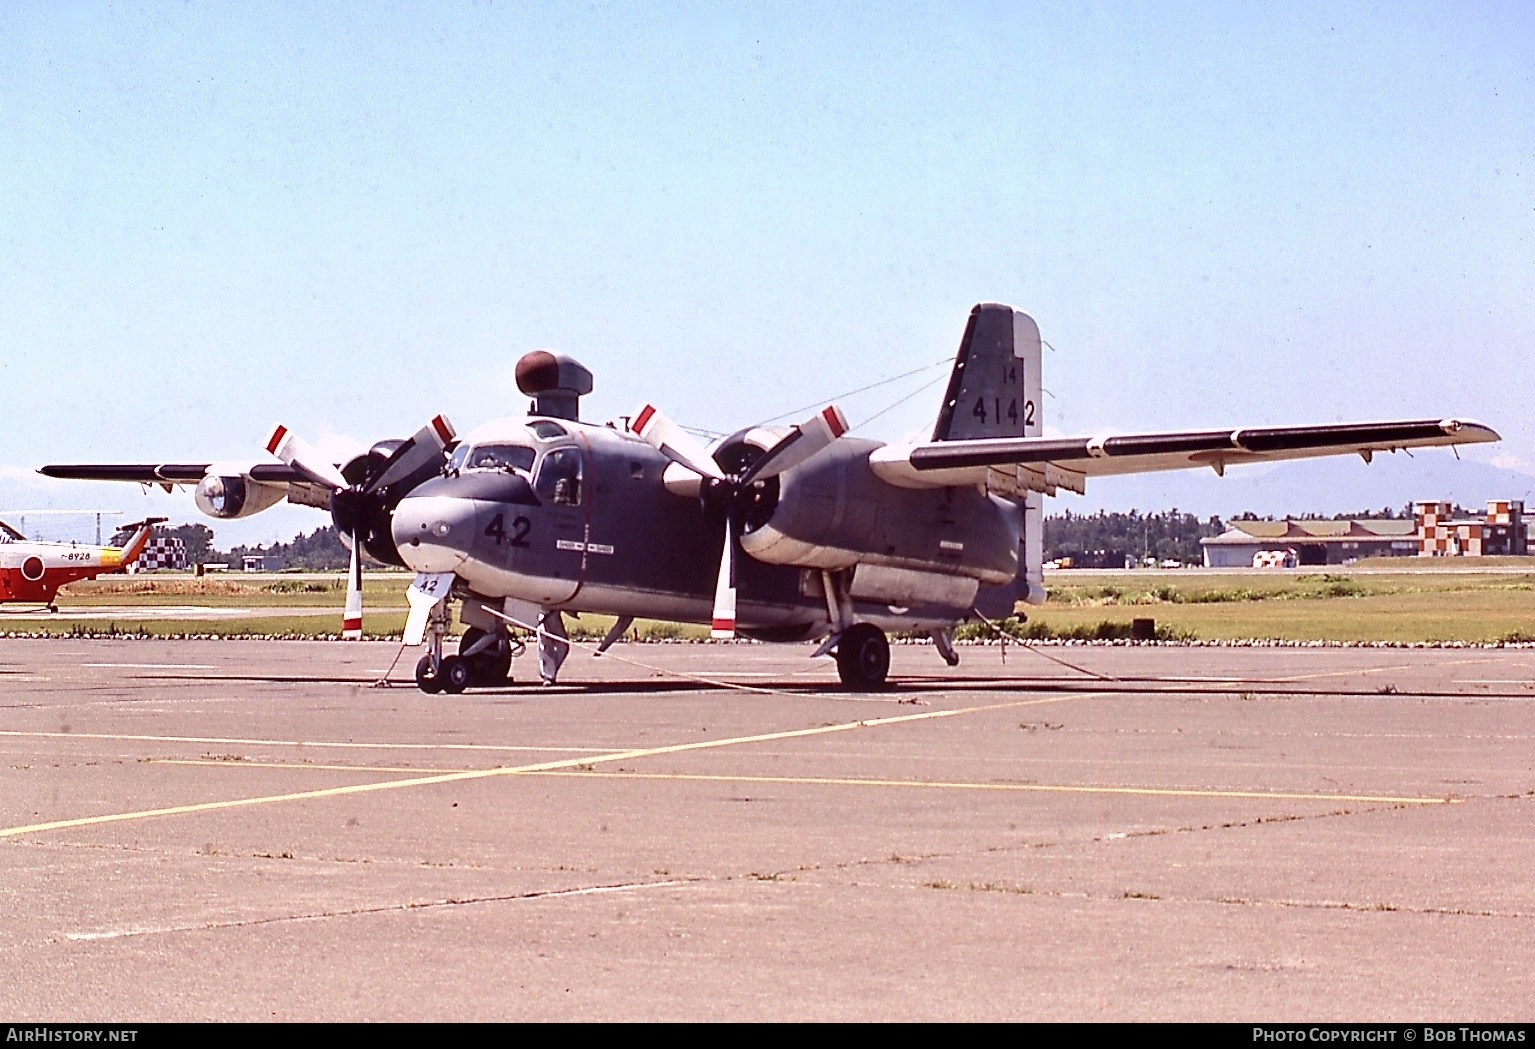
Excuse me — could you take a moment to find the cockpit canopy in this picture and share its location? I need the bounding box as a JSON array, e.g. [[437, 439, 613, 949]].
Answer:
[[447, 421, 583, 508]]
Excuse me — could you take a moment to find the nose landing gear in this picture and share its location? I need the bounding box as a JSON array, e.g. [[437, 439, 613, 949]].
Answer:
[[415, 623, 519, 694]]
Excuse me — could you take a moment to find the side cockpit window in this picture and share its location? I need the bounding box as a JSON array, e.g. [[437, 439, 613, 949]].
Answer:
[[534, 447, 583, 506]]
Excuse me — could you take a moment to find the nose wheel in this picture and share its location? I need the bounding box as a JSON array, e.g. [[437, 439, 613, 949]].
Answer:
[[415, 654, 445, 694], [835, 623, 891, 691]]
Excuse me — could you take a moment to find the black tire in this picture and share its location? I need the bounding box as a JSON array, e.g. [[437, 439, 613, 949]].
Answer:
[[835, 624, 890, 690], [459, 626, 513, 686], [440, 656, 471, 694], [415, 654, 445, 694]]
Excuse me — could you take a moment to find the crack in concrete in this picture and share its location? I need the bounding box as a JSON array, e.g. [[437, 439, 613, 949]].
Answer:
[[60, 878, 697, 943], [0, 836, 494, 870], [913, 880, 1535, 920]]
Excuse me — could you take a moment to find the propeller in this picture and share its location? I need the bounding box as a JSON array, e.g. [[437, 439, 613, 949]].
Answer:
[[264, 424, 349, 490], [631, 403, 848, 638], [342, 533, 363, 640], [264, 415, 456, 639]]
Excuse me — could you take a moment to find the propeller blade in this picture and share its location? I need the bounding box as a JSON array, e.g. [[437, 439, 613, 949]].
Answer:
[[738, 404, 849, 485], [264, 424, 349, 490], [368, 414, 457, 493], [711, 516, 737, 639], [630, 403, 725, 480], [341, 537, 363, 640]]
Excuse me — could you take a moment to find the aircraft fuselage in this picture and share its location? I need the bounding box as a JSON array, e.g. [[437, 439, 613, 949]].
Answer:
[[391, 417, 1023, 637]]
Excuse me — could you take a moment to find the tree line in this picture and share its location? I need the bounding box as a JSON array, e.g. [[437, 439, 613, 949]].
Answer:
[[1045, 510, 1222, 566], [142, 502, 1432, 573], [149, 523, 352, 570]]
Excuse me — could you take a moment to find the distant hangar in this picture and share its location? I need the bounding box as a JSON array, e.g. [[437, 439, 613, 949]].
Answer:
[[1201, 499, 1529, 567]]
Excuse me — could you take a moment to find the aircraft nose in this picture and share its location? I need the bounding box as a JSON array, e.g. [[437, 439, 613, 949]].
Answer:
[[392, 494, 477, 573]]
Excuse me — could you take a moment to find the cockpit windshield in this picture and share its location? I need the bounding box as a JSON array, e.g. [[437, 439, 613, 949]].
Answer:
[[452, 442, 536, 476], [0, 522, 20, 543]]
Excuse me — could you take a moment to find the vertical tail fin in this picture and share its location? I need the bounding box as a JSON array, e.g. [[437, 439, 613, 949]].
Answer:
[[931, 303, 1042, 443], [940, 305, 1047, 613], [111, 517, 165, 570]]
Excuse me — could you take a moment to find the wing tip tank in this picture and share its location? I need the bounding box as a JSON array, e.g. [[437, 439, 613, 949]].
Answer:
[[1441, 419, 1500, 443]]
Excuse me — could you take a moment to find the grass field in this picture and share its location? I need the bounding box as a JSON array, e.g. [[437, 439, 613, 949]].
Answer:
[[17, 574, 707, 641], [54, 573, 402, 607], [1034, 568, 1535, 642], [11, 564, 1533, 643]]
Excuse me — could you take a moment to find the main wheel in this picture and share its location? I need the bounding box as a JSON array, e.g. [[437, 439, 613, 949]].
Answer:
[[440, 655, 472, 694], [415, 654, 444, 694], [835, 623, 891, 691], [459, 626, 513, 686]]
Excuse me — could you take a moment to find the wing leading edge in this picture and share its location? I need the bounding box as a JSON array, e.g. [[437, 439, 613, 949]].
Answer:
[[868, 418, 1500, 491], [38, 463, 308, 484]]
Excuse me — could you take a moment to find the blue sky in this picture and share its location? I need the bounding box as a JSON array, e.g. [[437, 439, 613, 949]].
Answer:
[[1, 2, 1530, 543]]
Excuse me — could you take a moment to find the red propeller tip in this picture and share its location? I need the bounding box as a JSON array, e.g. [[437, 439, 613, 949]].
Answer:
[[822, 406, 848, 437]]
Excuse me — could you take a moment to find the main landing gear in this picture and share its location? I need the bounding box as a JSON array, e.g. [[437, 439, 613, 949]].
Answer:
[[835, 623, 891, 691]]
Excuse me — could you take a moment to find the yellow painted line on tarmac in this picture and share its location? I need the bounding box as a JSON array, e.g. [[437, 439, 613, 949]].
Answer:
[[0, 692, 1091, 839], [528, 769, 1453, 805], [1271, 656, 1496, 684], [0, 729, 627, 755], [146, 756, 1450, 805]]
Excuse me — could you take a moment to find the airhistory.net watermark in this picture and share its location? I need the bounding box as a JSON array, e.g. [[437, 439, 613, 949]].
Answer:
[[4, 1030, 137, 1043]]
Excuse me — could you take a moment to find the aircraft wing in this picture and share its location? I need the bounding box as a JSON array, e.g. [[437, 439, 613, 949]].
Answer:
[[868, 418, 1500, 491], [38, 463, 308, 484]]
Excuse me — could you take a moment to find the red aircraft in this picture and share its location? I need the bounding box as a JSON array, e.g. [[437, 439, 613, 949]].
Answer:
[[0, 518, 164, 610]]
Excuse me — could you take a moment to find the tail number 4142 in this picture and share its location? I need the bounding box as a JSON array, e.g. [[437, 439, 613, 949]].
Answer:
[[972, 398, 1034, 427]]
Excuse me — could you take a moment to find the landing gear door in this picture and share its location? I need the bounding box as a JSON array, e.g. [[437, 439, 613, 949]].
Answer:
[[404, 571, 454, 646]]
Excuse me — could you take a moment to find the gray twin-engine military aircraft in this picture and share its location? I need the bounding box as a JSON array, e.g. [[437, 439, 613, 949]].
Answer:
[[42, 304, 1498, 692]]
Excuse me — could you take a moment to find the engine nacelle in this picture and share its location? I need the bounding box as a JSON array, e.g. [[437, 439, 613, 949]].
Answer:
[[738, 438, 1020, 586], [194, 465, 287, 520]]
